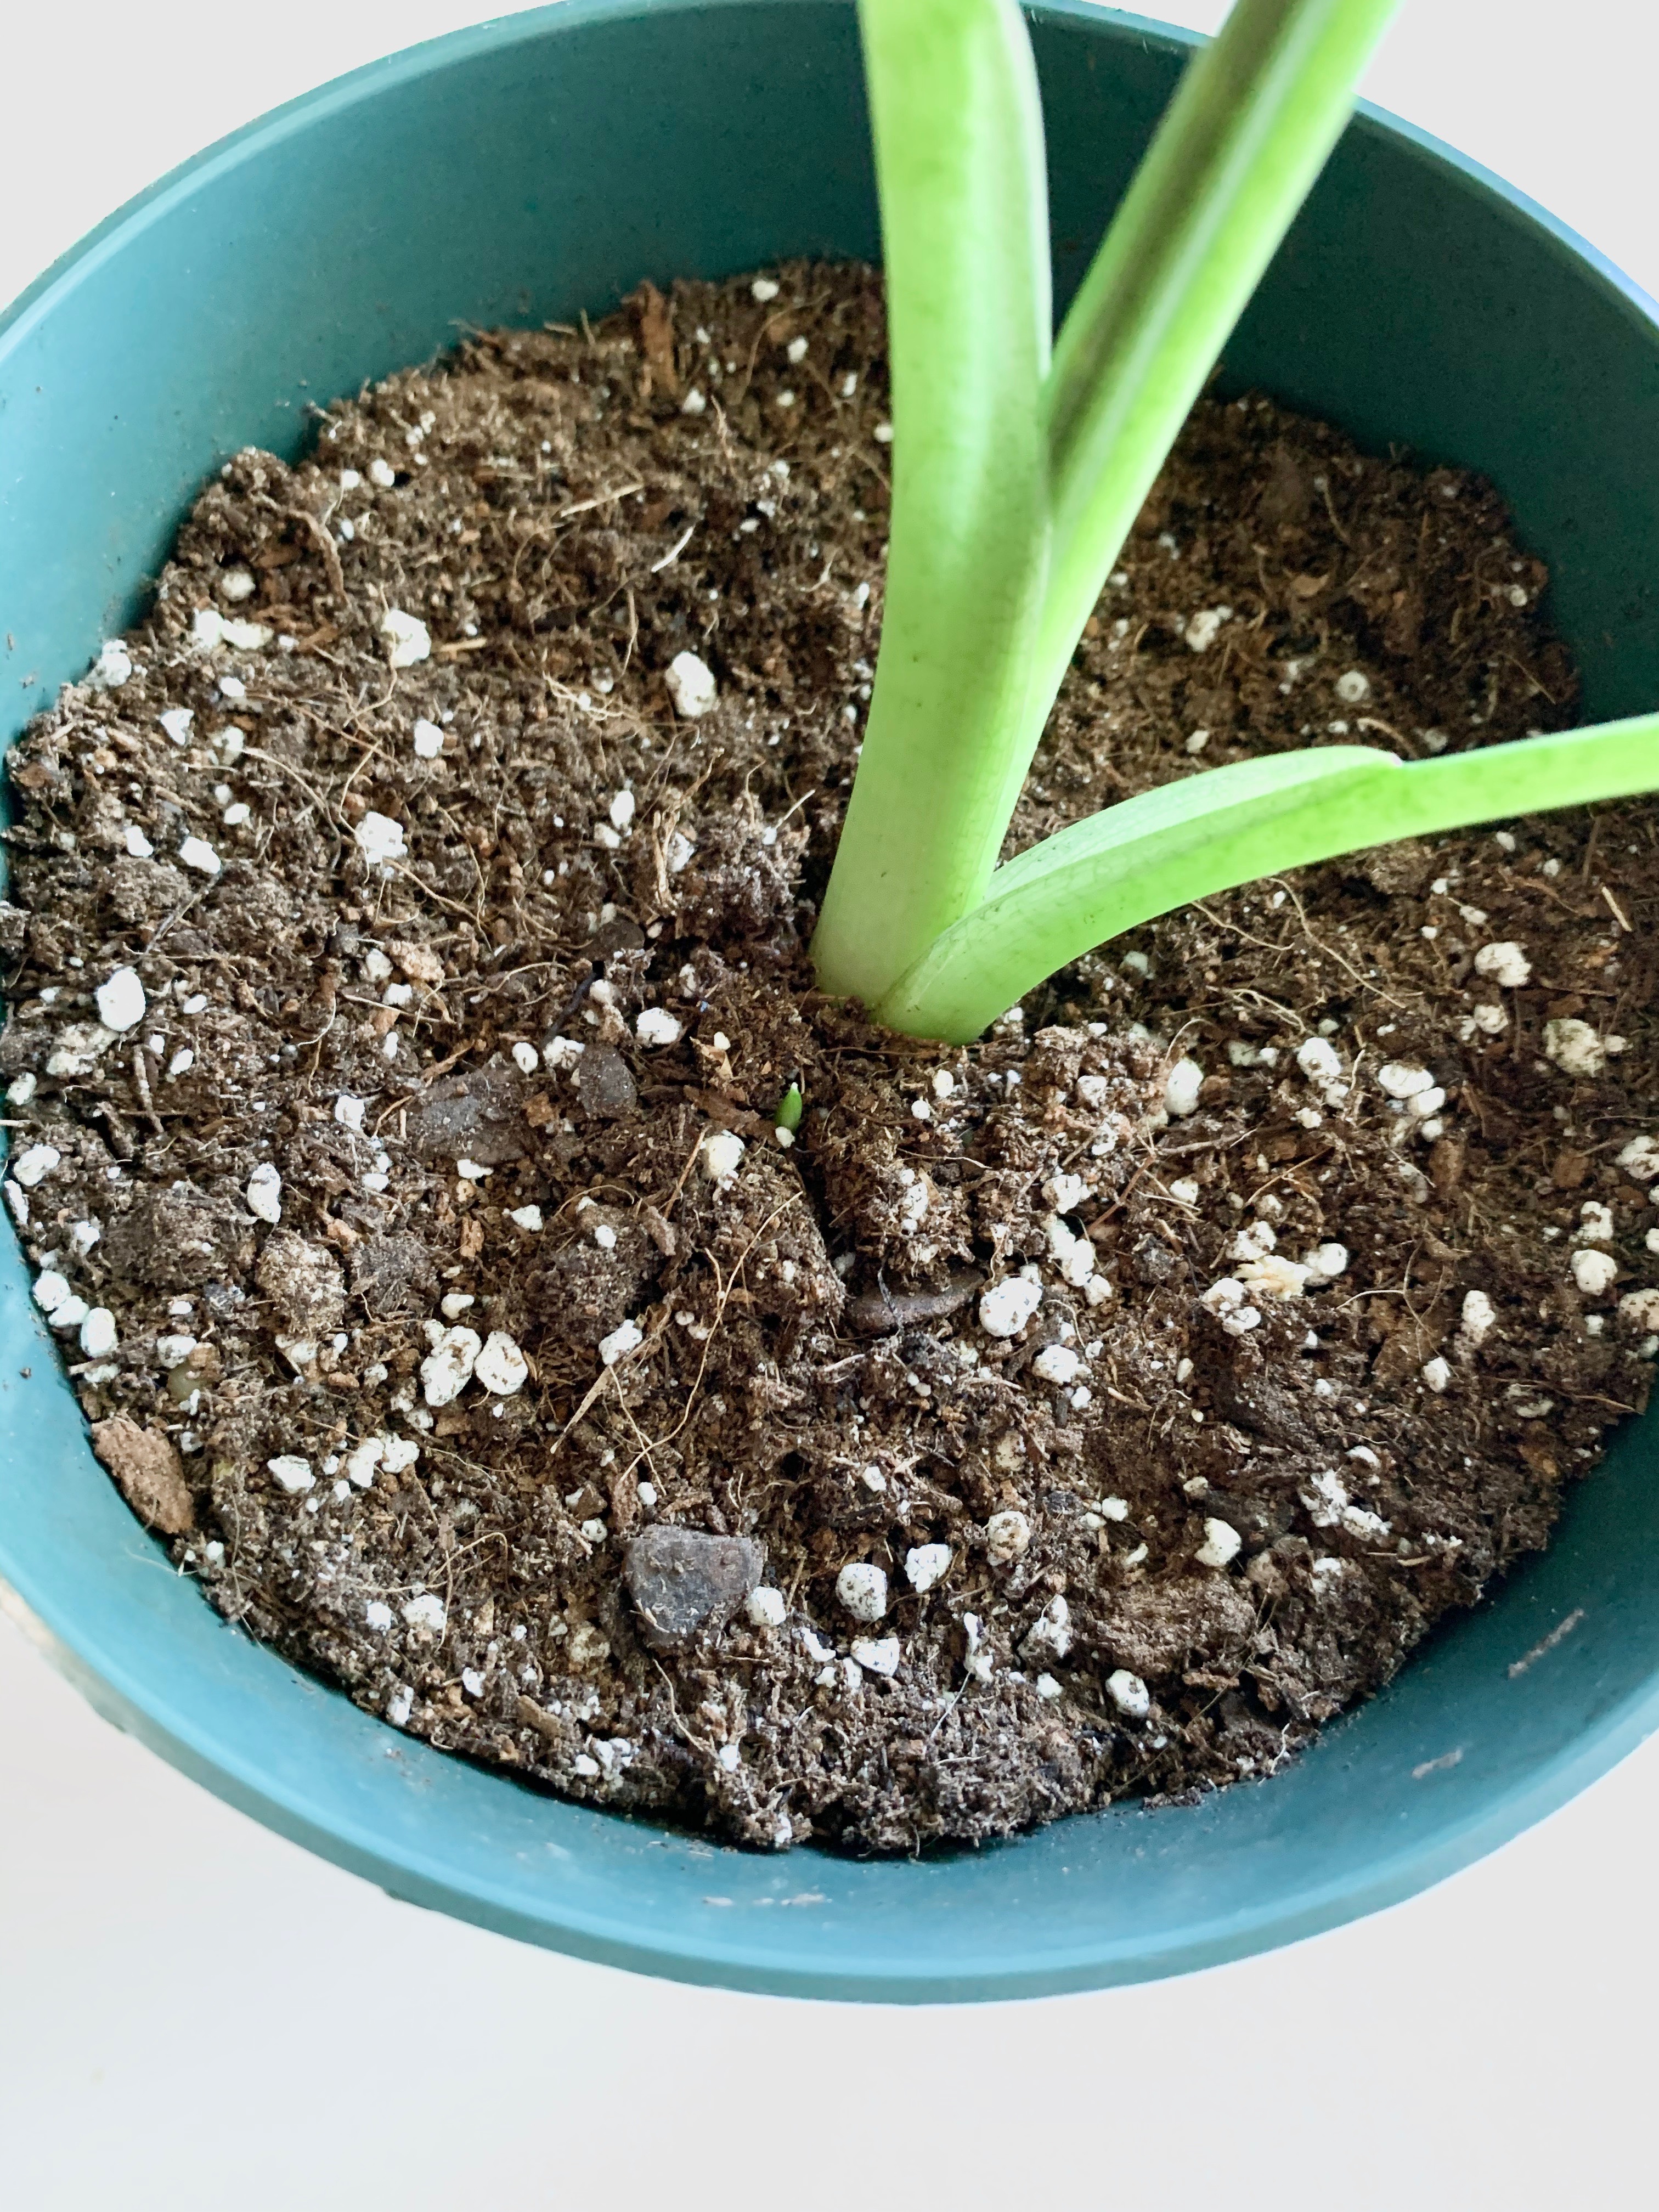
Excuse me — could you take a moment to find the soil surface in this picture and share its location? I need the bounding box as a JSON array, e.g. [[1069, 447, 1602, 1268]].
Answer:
[[4, 262, 1657, 1855]]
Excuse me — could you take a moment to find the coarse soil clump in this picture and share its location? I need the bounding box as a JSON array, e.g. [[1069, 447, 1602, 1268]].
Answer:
[[4, 262, 1657, 1855]]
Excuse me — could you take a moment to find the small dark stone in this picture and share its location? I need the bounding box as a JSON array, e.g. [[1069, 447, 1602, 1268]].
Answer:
[[577, 1044, 637, 1119], [624, 1526, 764, 1649], [406, 1066, 532, 1164]]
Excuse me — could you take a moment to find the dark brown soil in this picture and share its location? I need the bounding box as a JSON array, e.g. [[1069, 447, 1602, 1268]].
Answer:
[[4, 262, 1657, 1855]]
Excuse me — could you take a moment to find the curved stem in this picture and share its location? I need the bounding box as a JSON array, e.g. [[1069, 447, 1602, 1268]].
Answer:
[[874, 718, 1659, 1042], [809, 0, 1052, 1009]]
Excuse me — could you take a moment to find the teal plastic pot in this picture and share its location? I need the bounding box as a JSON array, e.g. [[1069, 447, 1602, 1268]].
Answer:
[[3, 0, 1658, 2003]]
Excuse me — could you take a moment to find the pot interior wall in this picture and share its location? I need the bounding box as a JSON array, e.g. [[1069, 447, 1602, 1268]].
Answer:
[[2, 0, 1657, 1998]]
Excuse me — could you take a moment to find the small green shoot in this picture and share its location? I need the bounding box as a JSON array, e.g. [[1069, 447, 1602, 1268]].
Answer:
[[776, 1081, 805, 1133], [809, 0, 1659, 1040]]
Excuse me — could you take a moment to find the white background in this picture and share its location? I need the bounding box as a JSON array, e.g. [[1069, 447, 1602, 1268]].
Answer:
[[4, 4, 1659, 2205]]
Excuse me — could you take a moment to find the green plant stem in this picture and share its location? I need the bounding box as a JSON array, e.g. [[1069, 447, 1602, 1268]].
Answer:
[[1026, 0, 1402, 771], [809, 0, 1052, 1009], [873, 718, 1659, 1042], [812, 0, 1402, 1014]]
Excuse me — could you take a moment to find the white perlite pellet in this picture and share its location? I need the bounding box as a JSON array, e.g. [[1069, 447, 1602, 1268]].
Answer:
[[904, 1543, 952, 1594], [1021, 1596, 1072, 1665], [665, 650, 719, 717], [1046, 1215, 1096, 1288], [1164, 1057, 1204, 1117], [86, 639, 133, 689], [245, 1161, 282, 1224], [79, 1308, 117, 1358], [1047, 1170, 1089, 1212], [94, 966, 146, 1033], [1378, 1060, 1435, 1099], [12, 1143, 59, 1188], [1572, 1249, 1619, 1297], [365, 1601, 394, 1632], [511, 1041, 539, 1075], [508, 1204, 544, 1233], [1617, 1135, 1659, 1183], [1105, 1669, 1150, 1721], [412, 716, 444, 758], [1457, 1289, 1497, 1351], [1544, 1017, 1608, 1079], [178, 836, 221, 876], [421, 1324, 481, 1406], [1032, 1344, 1083, 1386], [402, 1593, 446, 1633], [354, 811, 408, 866], [746, 1586, 787, 1629], [345, 1438, 385, 1488], [1422, 1356, 1452, 1393], [266, 1454, 315, 1494], [979, 1272, 1042, 1339], [1238, 1252, 1312, 1300], [599, 1317, 644, 1365], [1473, 940, 1532, 988], [473, 1330, 528, 1397], [635, 1007, 682, 1047], [701, 1128, 746, 1183], [1195, 1517, 1242, 1568], [1296, 1035, 1342, 1085], [380, 607, 431, 667], [837, 1562, 888, 1622], [852, 1635, 901, 1677]]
